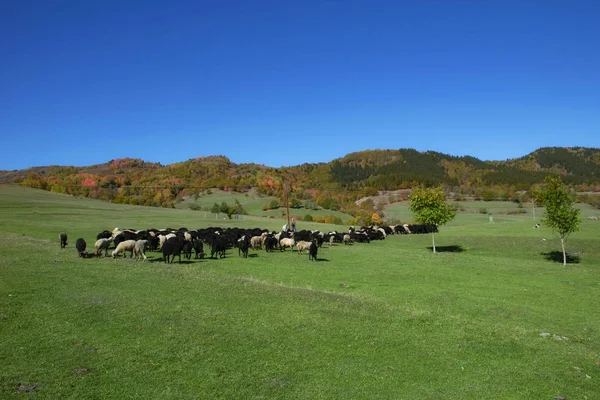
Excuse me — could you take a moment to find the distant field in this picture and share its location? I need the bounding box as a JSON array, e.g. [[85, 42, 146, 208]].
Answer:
[[176, 188, 354, 223], [1, 184, 599, 399]]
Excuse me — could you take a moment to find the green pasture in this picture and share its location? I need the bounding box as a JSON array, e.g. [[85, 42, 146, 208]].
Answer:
[[1, 185, 599, 399], [176, 188, 354, 223]]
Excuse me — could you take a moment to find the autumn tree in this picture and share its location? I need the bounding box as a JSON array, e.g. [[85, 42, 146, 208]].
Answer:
[[409, 186, 456, 253], [535, 176, 581, 265]]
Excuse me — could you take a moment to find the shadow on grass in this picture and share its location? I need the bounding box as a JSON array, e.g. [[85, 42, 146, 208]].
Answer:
[[427, 245, 465, 253], [314, 258, 329, 262], [541, 251, 581, 264]]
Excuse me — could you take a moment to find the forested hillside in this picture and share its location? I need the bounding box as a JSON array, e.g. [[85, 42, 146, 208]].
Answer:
[[3, 147, 600, 222]]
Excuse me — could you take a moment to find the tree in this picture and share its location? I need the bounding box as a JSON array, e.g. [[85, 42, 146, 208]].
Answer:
[[535, 176, 581, 265], [409, 186, 456, 253]]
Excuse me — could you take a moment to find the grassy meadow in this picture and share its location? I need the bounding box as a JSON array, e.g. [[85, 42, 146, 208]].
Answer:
[[176, 189, 354, 223], [1, 185, 599, 399]]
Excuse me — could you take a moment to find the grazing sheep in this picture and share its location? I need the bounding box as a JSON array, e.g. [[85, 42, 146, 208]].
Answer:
[[279, 237, 295, 251], [111, 239, 136, 258], [308, 240, 318, 261], [264, 236, 278, 252], [59, 232, 68, 248], [237, 235, 251, 258], [342, 234, 351, 245], [162, 237, 185, 263], [134, 239, 148, 261], [94, 237, 113, 257], [192, 239, 204, 259], [210, 236, 228, 259], [250, 235, 263, 250], [96, 230, 112, 240], [182, 240, 193, 260], [158, 233, 176, 249], [75, 238, 86, 257], [295, 240, 312, 254]]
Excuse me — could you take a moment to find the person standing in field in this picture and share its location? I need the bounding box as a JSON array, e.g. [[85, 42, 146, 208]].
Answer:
[[489, 214, 494, 223], [291, 217, 296, 232]]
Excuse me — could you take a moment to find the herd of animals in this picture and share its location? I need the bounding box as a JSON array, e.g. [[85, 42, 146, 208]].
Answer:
[[58, 223, 438, 263]]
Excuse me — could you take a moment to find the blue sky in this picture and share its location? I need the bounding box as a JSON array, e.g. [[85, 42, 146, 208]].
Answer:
[[1, 0, 598, 170]]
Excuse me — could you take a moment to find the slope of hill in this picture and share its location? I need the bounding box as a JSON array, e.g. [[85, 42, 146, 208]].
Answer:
[[3, 147, 599, 221]]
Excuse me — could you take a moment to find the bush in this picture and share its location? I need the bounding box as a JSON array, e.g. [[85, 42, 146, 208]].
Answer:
[[189, 203, 202, 211], [269, 199, 280, 209], [304, 214, 313, 222], [479, 208, 488, 214]]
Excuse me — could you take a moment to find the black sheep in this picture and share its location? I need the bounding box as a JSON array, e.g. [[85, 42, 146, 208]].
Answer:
[[237, 235, 250, 258], [59, 232, 68, 248], [96, 230, 112, 240], [75, 238, 86, 257], [192, 239, 204, 259], [182, 240, 193, 260], [211, 236, 228, 259], [162, 236, 185, 264], [308, 239, 318, 261], [264, 236, 278, 252]]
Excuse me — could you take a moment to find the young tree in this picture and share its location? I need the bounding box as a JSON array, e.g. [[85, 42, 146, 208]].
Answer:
[[409, 186, 456, 253], [536, 176, 581, 265]]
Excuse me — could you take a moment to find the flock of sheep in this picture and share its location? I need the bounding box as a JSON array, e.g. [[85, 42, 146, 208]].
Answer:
[[58, 223, 437, 264]]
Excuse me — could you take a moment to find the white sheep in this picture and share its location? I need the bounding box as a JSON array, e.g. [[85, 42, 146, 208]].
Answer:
[[279, 237, 295, 251], [134, 239, 148, 261], [158, 233, 176, 249], [94, 237, 113, 257], [342, 234, 351, 245], [250, 236, 263, 250], [111, 239, 137, 258], [295, 240, 312, 254]]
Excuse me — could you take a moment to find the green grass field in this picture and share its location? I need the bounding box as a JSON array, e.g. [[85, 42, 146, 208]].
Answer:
[[176, 189, 354, 223], [1, 185, 599, 399]]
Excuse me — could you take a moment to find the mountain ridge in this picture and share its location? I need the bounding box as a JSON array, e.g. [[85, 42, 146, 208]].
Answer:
[[3, 147, 599, 211]]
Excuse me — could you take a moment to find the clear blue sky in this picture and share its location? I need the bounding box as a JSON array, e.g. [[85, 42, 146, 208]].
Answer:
[[1, 0, 598, 170]]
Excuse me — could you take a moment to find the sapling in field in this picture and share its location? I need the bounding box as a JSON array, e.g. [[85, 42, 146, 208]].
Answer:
[[535, 176, 581, 265], [409, 186, 456, 253]]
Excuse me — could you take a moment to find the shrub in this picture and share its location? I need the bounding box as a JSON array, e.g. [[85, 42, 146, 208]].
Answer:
[[304, 214, 313, 222], [479, 208, 488, 214]]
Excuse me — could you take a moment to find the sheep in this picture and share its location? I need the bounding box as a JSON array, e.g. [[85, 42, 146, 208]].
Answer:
[[237, 235, 251, 258], [342, 234, 352, 245], [59, 232, 68, 248], [162, 236, 185, 263], [295, 240, 312, 254], [192, 238, 204, 259], [134, 239, 148, 261], [210, 236, 228, 259], [111, 239, 136, 258], [279, 237, 295, 251], [308, 239, 318, 261], [264, 236, 278, 252], [94, 237, 113, 257], [96, 230, 112, 240], [75, 238, 86, 257], [182, 240, 193, 260], [250, 235, 263, 250], [158, 233, 176, 249]]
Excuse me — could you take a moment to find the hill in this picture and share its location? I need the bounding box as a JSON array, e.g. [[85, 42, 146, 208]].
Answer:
[[2, 147, 599, 224]]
